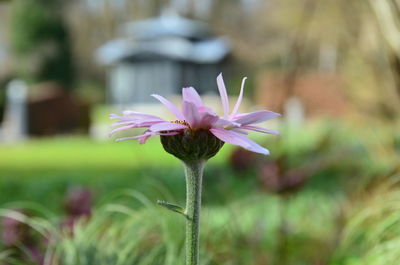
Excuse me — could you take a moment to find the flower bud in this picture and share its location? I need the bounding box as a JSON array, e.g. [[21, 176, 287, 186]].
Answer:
[[160, 129, 224, 162]]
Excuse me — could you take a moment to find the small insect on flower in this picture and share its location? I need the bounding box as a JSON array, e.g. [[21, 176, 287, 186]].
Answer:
[[110, 73, 280, 161]]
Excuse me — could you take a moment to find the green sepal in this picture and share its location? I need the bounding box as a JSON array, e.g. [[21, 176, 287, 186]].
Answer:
[[157, 200, 188, 219]]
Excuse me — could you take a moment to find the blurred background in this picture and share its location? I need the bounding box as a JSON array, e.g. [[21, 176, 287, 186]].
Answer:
[[0, 0, 400, 264]]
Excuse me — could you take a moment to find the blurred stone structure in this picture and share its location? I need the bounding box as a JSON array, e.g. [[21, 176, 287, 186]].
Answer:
[[1, 80, 28, 142], [0, 81, 90, 140], [96, 13, 230, 106]]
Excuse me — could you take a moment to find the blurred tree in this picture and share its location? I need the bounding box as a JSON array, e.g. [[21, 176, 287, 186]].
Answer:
[[10, 0, 74, 88], [369, 0, 400, 118], [20, 0, 398, 119], [224, 0, 400, 121]]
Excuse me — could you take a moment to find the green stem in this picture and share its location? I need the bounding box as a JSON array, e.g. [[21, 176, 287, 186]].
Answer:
[[183, 160, 205, 265], [276, 196, 290, 265]]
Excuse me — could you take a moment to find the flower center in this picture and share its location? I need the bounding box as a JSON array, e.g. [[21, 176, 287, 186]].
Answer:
[[172, 120, 190, 128]]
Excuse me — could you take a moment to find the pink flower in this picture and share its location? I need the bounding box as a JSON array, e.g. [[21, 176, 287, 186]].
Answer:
[[110, 74, 280, 155]]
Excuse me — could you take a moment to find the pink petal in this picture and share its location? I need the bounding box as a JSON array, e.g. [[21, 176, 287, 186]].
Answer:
[[183, 101, 220, 129], [231, 128, 249, 135], [230, 77, 247, 117], [149, 122, 188, 132], [216, 73, 230, 118], [233, 110, 281, 125], [182, 101, 201, 128], [198, 106, 216, 114], [110, 125, 137, 136], [139, 131, 181, 144], [138, 132, 153, 144], [110, 114, 127, 120], [182, 87, 203, 107], [115, 130, 180, 143], [213, 118, 240, 128], [122, 111, 164, 120], [240, 125, 280, 135], [111, 119, 162, 127], [110, 121, 163, 135], [151, 94, 185, 120], [115, 131, 154, 143], [210, 128, 270, 155], [110, 112, 164, 122], [199, 113, 219, 128]]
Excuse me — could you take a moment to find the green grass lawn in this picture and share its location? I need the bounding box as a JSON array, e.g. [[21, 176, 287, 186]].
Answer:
[[0, 121, 384, 212], [0, 136, 244, 212]]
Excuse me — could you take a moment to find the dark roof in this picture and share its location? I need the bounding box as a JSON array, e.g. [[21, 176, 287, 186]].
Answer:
[[96, 14, 230, 65], [123, 15, 211, 40]]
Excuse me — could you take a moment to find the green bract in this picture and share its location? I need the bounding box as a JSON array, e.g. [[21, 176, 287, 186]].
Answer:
[[160, 129, 224, 162]]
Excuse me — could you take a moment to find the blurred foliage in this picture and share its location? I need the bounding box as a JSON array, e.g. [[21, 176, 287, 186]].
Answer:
[[0, 77, 8, 122], [10, 0, 74, 87], [205, 0, 400, 120], [0, 120, 394, 210], [0, 120, 398, 264], [332, 174, 400, 265], [0, 189, 339, 265], [55, 0, 400, 118], [74, 82, 105, 105]]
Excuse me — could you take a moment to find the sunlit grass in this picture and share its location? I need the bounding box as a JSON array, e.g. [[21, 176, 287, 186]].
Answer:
[[0, 134, 242, 171], [0, 136, 239, 212], [1, 137, 179, 171]]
